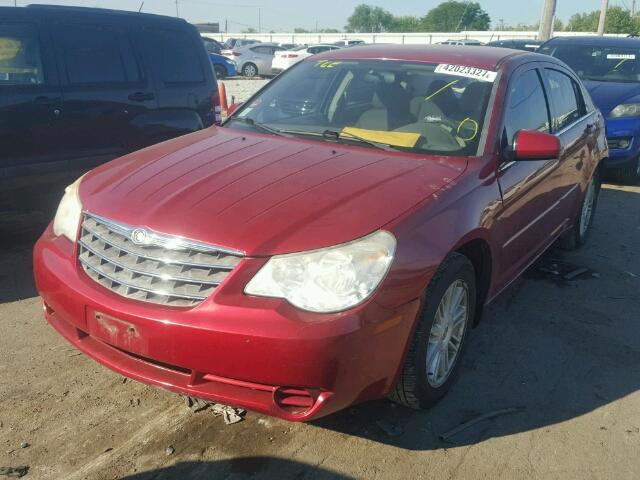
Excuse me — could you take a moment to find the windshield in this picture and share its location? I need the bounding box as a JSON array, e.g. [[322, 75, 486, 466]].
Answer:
[[226, 59, 495, 156], [541, 43, 640, 83]]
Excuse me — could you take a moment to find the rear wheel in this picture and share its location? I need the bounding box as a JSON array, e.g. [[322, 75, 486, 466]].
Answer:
[[214, 64, 226, 80], [242, 63, 258, 77], [559, 169, 601, 250], [390, 253, 476, 410]]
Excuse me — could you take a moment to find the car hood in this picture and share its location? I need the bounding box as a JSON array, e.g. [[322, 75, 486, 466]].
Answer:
[[584, 80, 640, 114], [81, 128, 465, 256]]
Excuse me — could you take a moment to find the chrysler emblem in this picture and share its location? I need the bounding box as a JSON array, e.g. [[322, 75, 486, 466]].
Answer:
[[131, 228, 148, 245]]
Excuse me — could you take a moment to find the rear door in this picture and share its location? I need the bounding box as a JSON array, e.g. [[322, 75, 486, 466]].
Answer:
[[0, 18, 64, 184], [137, 24, 215, 134], [249, 45, 277, 74], [51, 17, 156, 167], [540, 65, 594, 216]]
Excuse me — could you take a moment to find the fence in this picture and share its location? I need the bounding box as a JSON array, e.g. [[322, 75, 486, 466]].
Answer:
[[201, 30, 625, 45]]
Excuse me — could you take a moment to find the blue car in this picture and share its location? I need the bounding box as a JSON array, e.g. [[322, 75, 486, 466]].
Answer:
[[209, 52, 237, 79], [540, 36, 640, 183]]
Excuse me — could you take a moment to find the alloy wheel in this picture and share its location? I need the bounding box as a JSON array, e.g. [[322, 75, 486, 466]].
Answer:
[[426, 279, 469, 388]]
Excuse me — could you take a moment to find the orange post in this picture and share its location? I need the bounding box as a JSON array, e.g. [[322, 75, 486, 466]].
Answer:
[[218, 81, 229, 114]]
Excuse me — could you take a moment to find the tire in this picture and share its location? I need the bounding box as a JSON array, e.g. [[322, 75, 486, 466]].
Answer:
[[559, 168, 601, 250], [214, 64, 226, 80], [242, 63, 258, 78], [390, 253, 477, 410], [610, 156, 640, 185]]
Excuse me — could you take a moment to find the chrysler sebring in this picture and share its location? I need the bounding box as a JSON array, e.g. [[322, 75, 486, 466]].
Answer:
[[34, 45, 607, 421]]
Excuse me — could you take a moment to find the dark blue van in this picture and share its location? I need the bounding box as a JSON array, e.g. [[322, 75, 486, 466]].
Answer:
[[0, 5, 219, 211], [540, 36, 640, 183]]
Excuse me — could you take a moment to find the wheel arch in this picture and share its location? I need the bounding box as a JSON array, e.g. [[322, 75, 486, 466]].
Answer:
[[452, 234, 493, 326]]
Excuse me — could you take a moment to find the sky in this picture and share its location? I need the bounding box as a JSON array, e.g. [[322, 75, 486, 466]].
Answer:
[[2, 0, 624, 32]]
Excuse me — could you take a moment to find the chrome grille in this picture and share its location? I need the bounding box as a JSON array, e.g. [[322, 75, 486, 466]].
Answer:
[[78, 213, 243, 307]]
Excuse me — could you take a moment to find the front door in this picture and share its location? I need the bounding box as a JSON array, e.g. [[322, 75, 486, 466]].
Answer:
[[494, 65, 567, 291], [50, 19, 157, 170]]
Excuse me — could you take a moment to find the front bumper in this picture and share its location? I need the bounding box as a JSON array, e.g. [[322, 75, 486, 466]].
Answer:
[[34, 227, 420, 421], [604, 116, 640, 170]]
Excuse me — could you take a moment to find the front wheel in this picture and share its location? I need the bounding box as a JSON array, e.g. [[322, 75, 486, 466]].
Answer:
[[390, 253, 476, 410], [559, 169, 601, 250]]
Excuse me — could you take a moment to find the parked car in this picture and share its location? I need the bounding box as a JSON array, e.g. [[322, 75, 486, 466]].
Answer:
[[0, 5, 219, 212], [277, 42, 298, 50], [222, 38, 260, 50], [201, 36, 224, 54], [225, 43, 285, 77], [272, 44, 341, 74], [332, 39, 365, 47], [540, 36, 640, 183], [35, 45, 606, 421], [439, 39, 484, 46], [209, 51, 237, 79], [486, 39, 542, 51]]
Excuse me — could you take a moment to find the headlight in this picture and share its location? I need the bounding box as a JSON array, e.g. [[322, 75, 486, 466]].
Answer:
[[52, 175, 84, 242], [609, 103, 640, 118], [245, 231, 396, 313]]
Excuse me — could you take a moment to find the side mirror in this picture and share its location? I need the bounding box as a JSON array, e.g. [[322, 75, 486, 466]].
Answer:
[[227, 102, 243, 116], [513, 130, 560, 160]]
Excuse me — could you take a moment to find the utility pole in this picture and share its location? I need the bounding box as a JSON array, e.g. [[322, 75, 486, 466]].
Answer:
[[597, 0, 608, 35], [258, 7, 261, 33], [633, 0, 637, 16], [175, 0, 179, 18], [538, 0, 556, 41]]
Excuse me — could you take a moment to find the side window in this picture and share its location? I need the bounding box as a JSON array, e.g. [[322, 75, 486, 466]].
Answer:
[[54, 23, 139, 85], [252, 46, 270, 55], [0, 23, 45, 85], [544, 69, 585, 131], [504, 69, 550, 146], [307, 47, 319, 55], [143, 28, 204, 84]]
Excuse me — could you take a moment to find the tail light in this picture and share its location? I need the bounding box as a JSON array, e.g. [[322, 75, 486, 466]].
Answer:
[[286, 54, 299, 58], [223, 51, 241, 57], [211, 91, 222, 125]]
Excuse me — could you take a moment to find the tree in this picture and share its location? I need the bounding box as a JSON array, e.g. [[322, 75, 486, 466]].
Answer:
[[422, 1, 491, 32], [294, 27, 310, 33], [319, 28, 341, 33], [345, 4, 394, 33], [567, 7, 636, 34], [390, 15, 423, 33], [242, 27, 257, 33]]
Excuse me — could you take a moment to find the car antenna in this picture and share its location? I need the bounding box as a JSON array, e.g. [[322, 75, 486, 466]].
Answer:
[[138, 1, 144, 12]]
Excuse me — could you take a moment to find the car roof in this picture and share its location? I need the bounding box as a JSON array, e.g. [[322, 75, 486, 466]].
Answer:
[[9, 4, 188, 23], [312, 44, 532, 70], [544, 35, 640, 47]]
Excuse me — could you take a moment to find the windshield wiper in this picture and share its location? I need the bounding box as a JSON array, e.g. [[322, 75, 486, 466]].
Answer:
[[232, 117, 291, 137], [322, 129, 397, 151]]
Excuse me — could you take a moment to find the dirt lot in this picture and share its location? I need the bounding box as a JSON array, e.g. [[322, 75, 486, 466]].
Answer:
[[0, 181, 638, 480], [1, 80, 639, 479]]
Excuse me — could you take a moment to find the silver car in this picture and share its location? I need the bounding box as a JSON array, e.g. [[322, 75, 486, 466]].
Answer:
[[226, 43, 285, 77]]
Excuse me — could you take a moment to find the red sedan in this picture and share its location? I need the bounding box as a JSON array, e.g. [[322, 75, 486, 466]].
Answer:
[[34, 45, 607, 421]]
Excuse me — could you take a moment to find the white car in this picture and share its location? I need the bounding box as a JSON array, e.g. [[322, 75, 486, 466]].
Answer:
[[272, 44, 341, 74]]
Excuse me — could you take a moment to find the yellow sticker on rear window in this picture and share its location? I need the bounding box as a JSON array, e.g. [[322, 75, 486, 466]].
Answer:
[[435, 64, 497, 82], [316, 60, 342, 69], [341, 127, 421, 148]]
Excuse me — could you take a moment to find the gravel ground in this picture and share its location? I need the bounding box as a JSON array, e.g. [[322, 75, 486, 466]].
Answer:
[[221, 78, 270, 105], [0, 181, 639, 479]]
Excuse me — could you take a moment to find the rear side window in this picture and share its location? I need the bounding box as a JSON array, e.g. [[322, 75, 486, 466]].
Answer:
[[251, 46, 272, 55], [0, 23, 44, 85], [504, 69, 550, 145], [54, 23, 140, 85], [544, 69, 585, 131], [144, 28, 204, 84]]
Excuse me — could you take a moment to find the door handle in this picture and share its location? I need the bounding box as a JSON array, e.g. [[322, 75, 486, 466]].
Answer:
[[585, 123, 596, 133], [128, 92, 155, 102]]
